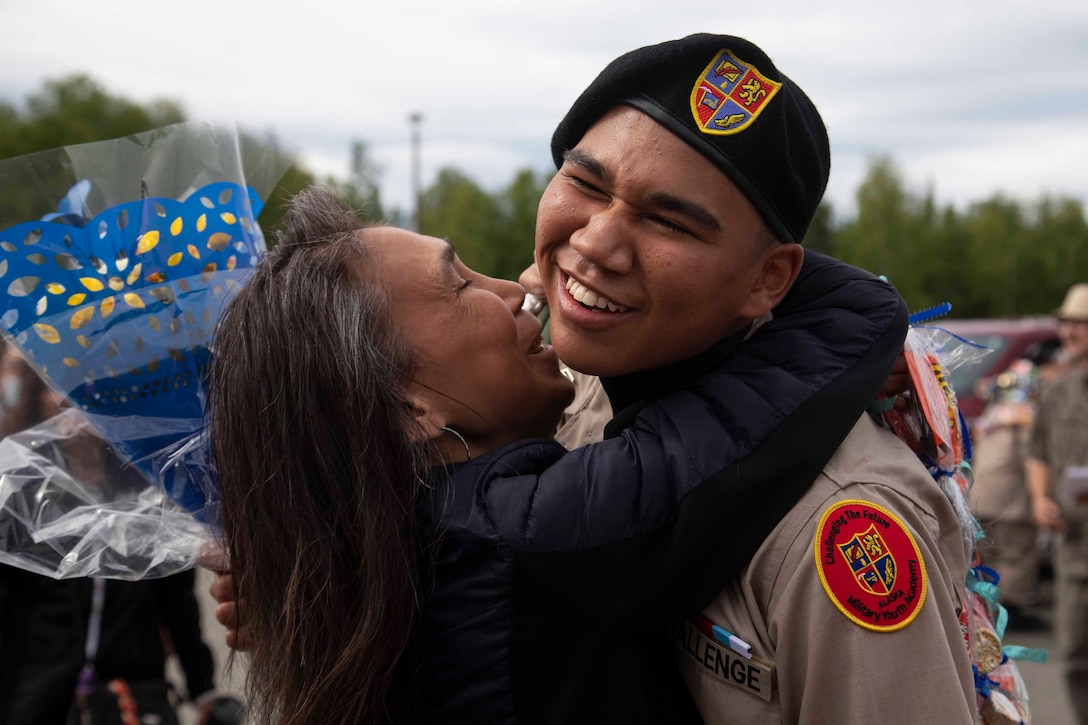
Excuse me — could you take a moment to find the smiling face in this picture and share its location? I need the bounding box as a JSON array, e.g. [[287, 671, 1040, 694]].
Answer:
[[535, 106, 802, 377], [1058, 317, 1088, 365], [365, 227, 574, 457]]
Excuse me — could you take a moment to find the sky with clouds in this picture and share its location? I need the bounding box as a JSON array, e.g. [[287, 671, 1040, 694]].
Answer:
[[1, 0, 1086, 222]]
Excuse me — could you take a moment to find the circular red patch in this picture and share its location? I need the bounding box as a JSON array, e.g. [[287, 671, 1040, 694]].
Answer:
[[814, 499, 928, 632]]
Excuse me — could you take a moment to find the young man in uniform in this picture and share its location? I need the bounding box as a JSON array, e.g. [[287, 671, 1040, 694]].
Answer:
[[533, 33, 977, 722]]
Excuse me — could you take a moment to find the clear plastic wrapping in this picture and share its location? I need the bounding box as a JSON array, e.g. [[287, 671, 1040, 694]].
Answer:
[[0, 123, 286, 579]]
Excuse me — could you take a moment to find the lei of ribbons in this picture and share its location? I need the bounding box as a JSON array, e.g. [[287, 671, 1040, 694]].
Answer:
[[873, 301, 1046, 725]]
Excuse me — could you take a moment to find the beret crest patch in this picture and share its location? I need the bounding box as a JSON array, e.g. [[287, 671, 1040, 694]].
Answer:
[[550, 33, 831, 244], [690, 49, 781, 135]]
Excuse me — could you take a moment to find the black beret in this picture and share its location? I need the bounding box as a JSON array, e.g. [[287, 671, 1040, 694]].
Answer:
[[551, 34, 830, 245]]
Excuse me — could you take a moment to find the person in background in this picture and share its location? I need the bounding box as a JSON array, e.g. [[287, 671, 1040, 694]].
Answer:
[[969, 358, 1050, 630], [0, 343, 220, 725], [1027, 282, 1088, 722]]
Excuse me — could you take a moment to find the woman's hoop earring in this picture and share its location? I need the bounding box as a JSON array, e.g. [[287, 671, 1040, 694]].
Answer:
[[440, 426, 471, 463]]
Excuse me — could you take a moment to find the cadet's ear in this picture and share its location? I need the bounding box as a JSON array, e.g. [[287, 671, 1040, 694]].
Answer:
[[738, 242, 803, 320]]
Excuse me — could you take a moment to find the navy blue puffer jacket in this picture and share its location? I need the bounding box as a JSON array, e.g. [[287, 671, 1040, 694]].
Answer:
[[418, 251, 907, 724]]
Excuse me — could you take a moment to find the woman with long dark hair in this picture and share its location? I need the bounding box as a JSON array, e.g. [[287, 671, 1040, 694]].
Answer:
[[209, 186, 905, 724]]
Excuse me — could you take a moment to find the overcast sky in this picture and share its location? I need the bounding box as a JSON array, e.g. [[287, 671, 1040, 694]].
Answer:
[[1, 0, 1086, 222]]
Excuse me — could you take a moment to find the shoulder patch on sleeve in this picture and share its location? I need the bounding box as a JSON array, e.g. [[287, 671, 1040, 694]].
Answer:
[[813, 499, 927, 632]]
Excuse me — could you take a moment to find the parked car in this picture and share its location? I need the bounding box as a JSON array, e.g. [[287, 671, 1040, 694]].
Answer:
[[928, 317, 1060, 424]]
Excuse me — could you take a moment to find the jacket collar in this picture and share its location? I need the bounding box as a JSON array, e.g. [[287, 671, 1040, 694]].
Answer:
[[600, 326, 749, 439]]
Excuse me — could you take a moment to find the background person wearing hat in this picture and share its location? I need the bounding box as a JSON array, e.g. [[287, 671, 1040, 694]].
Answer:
[[532, 33, 975, 722], [1028, 282, 1088, 721]]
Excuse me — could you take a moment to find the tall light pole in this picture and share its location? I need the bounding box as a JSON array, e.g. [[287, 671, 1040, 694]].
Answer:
[[409, 112, 423, 232]]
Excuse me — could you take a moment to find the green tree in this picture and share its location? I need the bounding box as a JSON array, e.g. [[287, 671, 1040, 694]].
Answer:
[[1025, 196, 1088, 312], [237, 128, 316, 239], [834, 155, 939, 306], [960, 196, 1029, 317], [3, 75, 184, 159], [493, 169, 551, 281], [803, 202, 836, 255], [416, 167, 549, 281], [324, 140, 385, 223], [0, 74, 315, 240], [419, 168, 503, 275]]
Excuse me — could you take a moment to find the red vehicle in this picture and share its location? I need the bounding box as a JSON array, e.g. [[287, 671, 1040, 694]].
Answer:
[[929, 317, 1060, 424]]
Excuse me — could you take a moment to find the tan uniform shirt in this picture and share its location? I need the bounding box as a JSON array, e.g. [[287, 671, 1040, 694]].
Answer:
[[1029, 367, 1088, 521], [969, 423, 1032, 522], [554, 369, 610, 448], [675, 415, 977, 724]]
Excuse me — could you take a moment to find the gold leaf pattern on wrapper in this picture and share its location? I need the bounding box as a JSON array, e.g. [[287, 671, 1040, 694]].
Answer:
[[207, 232, 230, 252], [33, 323, 61, 343], [70, 306, 94, 330], [136, 230, 160, 254]]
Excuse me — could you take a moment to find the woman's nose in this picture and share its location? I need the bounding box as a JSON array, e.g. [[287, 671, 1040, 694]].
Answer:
[[482, 275, 528, 314]]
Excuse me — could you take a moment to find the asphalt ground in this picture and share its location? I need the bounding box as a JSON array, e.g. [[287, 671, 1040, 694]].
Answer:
[[1005, 604, 1079, 725]]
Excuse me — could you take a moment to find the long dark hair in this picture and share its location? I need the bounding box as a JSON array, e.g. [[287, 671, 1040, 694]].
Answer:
[[209, 187, 432, 724]]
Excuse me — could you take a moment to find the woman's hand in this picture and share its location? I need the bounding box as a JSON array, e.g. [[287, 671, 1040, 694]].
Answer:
[[208, 571, 251, 650], [880, 349, 910, 398], [200, 543, 251, 651]]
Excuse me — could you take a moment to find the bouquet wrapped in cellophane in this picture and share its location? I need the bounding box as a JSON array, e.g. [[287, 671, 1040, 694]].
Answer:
[[0, 123, 286, 579]]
